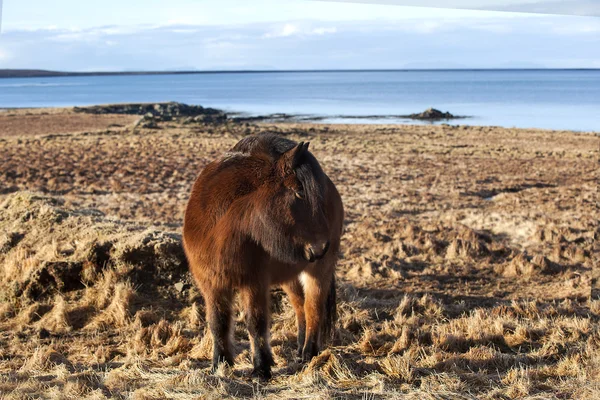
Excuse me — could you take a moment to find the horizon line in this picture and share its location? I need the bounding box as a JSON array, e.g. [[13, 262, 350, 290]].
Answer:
[[1, 67, 599, 79]]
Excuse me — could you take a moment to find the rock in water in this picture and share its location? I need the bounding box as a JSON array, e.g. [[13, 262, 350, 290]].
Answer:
[[74, 102, 227, 124], [405, 108, 459, 120]]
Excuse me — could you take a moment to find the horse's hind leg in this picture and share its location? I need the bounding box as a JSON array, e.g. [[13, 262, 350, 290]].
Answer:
[[282, 279, 306, 357], [204, 287, 235, 371], [241, 284, 275, 380]]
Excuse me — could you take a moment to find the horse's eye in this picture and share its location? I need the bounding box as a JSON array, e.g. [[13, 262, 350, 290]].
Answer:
[[295, 183, 305, 199]]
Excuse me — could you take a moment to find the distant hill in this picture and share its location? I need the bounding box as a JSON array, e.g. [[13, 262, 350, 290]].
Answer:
[[0, 69, 327, 78], [0, 69, 73, 78], [0, 69, 204, 78]]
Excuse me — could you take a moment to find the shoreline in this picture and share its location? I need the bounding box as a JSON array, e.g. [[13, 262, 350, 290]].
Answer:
[[2, 69, 598, 132], [1, 103, 597, 135]]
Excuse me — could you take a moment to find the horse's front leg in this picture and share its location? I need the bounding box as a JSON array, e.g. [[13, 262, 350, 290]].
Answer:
[[301, 269, 333, 362], [241, 284, 275, 380], [282, 278, 306, 357]]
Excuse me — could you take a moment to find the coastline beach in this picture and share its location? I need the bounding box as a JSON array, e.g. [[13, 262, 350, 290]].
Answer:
[[2, 69, 600, 132], [0, 105, 598, 398]]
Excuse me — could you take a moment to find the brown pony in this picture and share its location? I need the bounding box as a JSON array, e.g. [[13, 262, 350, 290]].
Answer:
[[183, 133, 344, 379]]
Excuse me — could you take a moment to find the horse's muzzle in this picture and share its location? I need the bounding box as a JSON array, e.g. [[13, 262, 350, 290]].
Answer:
[[303, 241, 330, 262]]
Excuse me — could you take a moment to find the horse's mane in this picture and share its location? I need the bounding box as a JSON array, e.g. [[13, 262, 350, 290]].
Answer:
[[231, 133, 326, 216]]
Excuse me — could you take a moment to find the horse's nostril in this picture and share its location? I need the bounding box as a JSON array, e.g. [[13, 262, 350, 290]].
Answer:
[[303, 241, 330, 262], [304, 241, 329, 262], [303, 245, 316, 262]]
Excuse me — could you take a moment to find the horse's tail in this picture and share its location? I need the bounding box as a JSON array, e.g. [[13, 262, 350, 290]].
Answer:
[[322, 273, 337, 345]]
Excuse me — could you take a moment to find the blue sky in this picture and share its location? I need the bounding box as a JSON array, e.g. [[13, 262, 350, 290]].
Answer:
[[0, 0, 599, 70]]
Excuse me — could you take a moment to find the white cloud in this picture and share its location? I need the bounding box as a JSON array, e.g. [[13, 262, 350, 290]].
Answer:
[[1, 15, 598, 70], [312, 27, 338, 35], [551, 21, 600, 35], [42, 25, 145, 43], [171, 28, 202, 34], [474, 23, 513, 33], [165, 18, 201, 25], [96, 27, 127, 35], [263, 23, 338, 38], [263, 23, 300, 38], [414, 21, 442, 33], [49, 32, 88, 42], [281, 24, 299, 37], [0, 48, 12, 62]]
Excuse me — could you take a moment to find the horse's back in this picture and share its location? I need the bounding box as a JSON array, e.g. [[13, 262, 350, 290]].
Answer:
[[232, 133, 297, 157], [184, 151, 258, 230]]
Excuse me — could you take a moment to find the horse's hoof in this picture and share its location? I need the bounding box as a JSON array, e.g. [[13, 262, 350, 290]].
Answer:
[[251, 367, 272, 381], [301, 343, 319, 363]]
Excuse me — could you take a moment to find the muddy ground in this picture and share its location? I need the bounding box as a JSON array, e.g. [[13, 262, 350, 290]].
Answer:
[[0, 108, 598, 399]]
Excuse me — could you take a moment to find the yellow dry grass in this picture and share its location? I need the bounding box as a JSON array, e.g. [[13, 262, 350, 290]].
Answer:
[[0, 108, 598, 399]]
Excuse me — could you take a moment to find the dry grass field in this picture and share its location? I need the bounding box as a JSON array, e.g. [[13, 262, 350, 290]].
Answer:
[[0, 108, 598, 399]]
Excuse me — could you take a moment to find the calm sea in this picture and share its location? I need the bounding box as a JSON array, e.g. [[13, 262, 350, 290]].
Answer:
[[0, 70, 598, 131]]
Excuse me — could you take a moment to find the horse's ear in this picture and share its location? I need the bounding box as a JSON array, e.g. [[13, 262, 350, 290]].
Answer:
[[280, 142, 309, 174]]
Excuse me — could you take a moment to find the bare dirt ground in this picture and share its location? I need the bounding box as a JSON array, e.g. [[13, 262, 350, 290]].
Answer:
[[0, 108, 598, 399], [0, 108, 138, 138]]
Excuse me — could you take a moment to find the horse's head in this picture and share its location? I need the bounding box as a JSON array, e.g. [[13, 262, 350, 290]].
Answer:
[[248, 139, 331, 265]]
